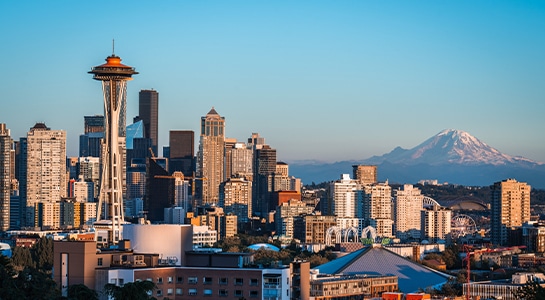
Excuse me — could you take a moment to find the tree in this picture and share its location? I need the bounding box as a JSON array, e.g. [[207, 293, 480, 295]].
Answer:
[[32, 236, 54, 272], [11, 246, 35, 271], [511, 278, 545, 300], [103, 280, 156, 300], [67, 284, 98, 300], [9, 267, 60, 299]]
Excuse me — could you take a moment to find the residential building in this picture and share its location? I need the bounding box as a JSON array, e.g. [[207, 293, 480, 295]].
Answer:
[[394, 184, 424, 241], [361, 182, 393, 238], [219, 177, 252, 223], [491, 178, 531, 246], [25, 123, 67, 228], [421, 206, 451, 242], [0, 123, 11, 231], [328, 174, 359, 218], [275, 199, 314, 239]]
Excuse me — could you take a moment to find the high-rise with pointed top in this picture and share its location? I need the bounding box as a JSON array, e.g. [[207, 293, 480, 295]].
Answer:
[[89, 52, 137, 245], [197, 107, 225, 206]]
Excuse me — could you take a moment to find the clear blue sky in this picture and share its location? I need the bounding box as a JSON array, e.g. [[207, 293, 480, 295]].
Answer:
[[1, 1, 544, 163]]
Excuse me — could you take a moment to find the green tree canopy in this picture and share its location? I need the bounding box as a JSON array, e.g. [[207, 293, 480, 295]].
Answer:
[[103, 280, 156, 300]]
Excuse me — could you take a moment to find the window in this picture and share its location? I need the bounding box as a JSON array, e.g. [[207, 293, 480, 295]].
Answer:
[[204, 289, 213, 296], [167, 288, 173, 295], [219, 277, 228, 285], [188, 288, 197, 296], [97, 258, 103, 266], [219, 289, 228, 297], [157, 277, 163, 284], [250, 278, 259, 286], [177, 276, 183, 283], [176, 288, 183, 295], [250, 290, 258, 297], [188, 277, 198, 284], [234, 290, 243, 297], [156, 289, 162, 296], [118, 279, 124, 286], [168, 277, 173, 283], [235, 278, 243, 285], [203, 277, 212, 284], [146, 278, 153, 282]]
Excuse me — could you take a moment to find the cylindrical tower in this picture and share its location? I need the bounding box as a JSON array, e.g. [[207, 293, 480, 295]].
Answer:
[[89, 53, 137, 245]]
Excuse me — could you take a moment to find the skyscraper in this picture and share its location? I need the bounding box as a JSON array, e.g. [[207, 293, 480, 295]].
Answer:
[[169, 130, 195, 177], [89, 51, 137, 244], [253, 144, 276, 217], [0, 123, 12, 231], [197, 108, 225, 206], [138, 89, 159, 154], [84, 115, 105, 133], [491, 178, 531, 246], [25, 123, 67, 228]]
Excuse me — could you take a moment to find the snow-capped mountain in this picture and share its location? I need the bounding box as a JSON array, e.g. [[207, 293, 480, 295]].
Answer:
[[289, 129, 545, 188], [363, 129, 541, 166]]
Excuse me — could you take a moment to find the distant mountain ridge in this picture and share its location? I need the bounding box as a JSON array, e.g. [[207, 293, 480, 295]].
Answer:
[[364, 129, 542, 166], [289, 129, 545, 188]]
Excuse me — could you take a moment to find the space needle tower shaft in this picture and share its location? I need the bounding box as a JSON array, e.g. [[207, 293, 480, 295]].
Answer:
[[89, 49, 138, 245]]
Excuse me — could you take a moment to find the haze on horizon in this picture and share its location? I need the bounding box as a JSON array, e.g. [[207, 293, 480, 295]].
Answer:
[[1, 1, 544, 163]]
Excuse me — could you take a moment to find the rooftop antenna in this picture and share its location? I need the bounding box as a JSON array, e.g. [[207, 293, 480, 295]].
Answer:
[[112, 39, 115, 56]]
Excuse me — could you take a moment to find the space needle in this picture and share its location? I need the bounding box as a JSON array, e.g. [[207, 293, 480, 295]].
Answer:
[[89, 46, 138, 245]]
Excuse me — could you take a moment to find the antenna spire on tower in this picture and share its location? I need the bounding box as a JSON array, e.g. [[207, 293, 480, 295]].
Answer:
[[112, 39, 115, 56]]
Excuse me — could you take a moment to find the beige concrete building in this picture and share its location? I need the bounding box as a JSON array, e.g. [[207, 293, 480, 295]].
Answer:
[[421, 206, 451, 242], [197, 108, 225, 206], [275, 199, 315, 239], [295, 214, 337, 244], [362, 182, 393, 238], [25, 123, 67, 228], [219, 177, 252, 223], [393, 184, 424, 241], [491, 178, 531, 246]]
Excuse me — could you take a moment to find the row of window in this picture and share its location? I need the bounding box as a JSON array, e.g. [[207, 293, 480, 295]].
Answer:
[[148, 276, 260, 286], [156, 288, 259, 297]]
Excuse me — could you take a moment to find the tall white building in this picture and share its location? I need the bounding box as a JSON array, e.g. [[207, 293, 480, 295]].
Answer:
[[394, 184, 424, 240], [421, 206, 452, 242], [25, 123, 67, 228], [329, 174, 359, 218], [0, 124, 11, 231], [361, 182, 394, 238]]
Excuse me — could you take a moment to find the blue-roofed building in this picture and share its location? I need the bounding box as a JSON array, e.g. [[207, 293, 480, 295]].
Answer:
[[314, 244, 451, 293]]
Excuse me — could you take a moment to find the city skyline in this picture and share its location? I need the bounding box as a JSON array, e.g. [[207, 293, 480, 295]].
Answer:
[[1, 1, 544, 163]]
